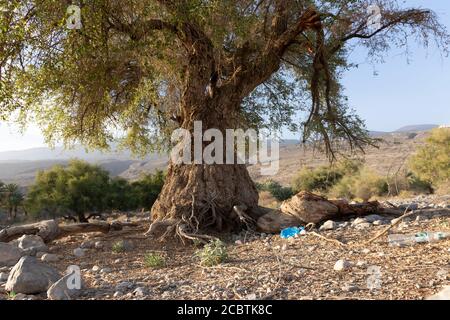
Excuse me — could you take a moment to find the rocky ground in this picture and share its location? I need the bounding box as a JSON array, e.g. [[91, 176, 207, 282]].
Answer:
[[0, 195, 449, 301]]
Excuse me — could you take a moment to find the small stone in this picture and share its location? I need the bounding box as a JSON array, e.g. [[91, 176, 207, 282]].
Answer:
[[13, 293, 38, 300], [354, 222, 371, 230], [352, 218, 367, 226], [100, 267, 112, 274], [320, 220, 337, 231], [234, 240, 243, 245], [356, 260, 366, 267], [342, 284, 359, 292], [334, 259, 352, 272], [115, 281, 133, 292], [245, 293, 257, 300], [113, 291, 122, 298], [0, 272, 8, 282], [92, 265, 100, 272], [41, 254, 59, 263], [94, 241, 104, 249], [73, 248, 85, 258], [35, 252, 46, 259], [80, 240, 95, 249], [364, 215, 384, 223], [133, 287, 146, 297], [113, 259, 121, 264], [373, 220, 385, 226]]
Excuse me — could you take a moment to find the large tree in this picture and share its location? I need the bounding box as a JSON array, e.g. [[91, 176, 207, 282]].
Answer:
[[0, 1, 448, 237]]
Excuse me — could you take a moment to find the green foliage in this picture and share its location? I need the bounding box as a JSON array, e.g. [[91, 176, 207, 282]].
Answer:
[[195, 239, 228, 267], [0, 183, 24, 218], [409, 128, 450, 188], [112, 240, 126, 254], [130, 171, 165, 211], [256, 180, 294, 201], [25, 160, 164, 220], [26, 160, 109, 221], [291, 158, 364, 194], [144, 252, 166, 269], [0, 1, 446, 158]]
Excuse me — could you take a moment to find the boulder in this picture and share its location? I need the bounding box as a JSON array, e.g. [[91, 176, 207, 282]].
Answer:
[[41, 253, 60, 263], [427, 286, 450, 300], [280, 192, 339, 224], [0, 243, 22, 267], [319, 220, 337, 231], [16, 235, 48, 255], [47, 272, 83, 300], [5, 256, 61, 294]]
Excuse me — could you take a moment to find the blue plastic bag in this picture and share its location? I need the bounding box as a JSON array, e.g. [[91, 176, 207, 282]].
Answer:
[[280, 226, 305, 239]]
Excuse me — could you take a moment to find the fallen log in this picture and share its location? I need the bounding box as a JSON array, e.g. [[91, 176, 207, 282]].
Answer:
[[257, 191, 420, 233], [0, 220, 139, 243]]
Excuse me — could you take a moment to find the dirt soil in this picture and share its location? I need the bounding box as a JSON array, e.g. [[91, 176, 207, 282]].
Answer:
[[25, 210, 449, 301]]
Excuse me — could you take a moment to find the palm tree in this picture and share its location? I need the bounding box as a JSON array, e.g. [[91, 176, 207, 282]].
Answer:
[[2, 184, 24, 220]]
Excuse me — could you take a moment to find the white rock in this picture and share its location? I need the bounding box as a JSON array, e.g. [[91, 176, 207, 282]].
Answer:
[[94, 241, 104, 249], [92, 265, 100, 272], [73, 248, 85, 258], [426, 286, 450, 300], [333, 259, 352, 272], [354, 222, 371, 230], [133, 287, 146, 297], [235, 240, 243, 245], [0, 243, 22, 267], [352, 218, 367, 226], [47, 272, 83, 300], [320, 220, 337, 231], [245, 293, 257, 300], [41, 253, 59, 263], [6, 256, 60, 294]]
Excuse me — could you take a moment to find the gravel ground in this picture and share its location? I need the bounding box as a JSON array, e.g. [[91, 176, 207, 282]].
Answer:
[[1, 196, 449, 301]]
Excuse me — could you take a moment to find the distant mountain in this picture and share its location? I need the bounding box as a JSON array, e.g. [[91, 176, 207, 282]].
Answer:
[[394, 124, 439, 133], [0, 124, 439, 186]]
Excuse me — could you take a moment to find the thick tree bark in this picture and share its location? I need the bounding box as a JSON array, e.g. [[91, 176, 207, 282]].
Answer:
[[150, 93, 260, 234], [152, 163, 259, 232]]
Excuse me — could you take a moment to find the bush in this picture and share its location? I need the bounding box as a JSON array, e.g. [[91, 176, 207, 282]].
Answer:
[[329, 169, 387, 201], [351, 169, 388, 201], [144, 252, 166, 268], [112, 240, 126, 253], [256, 180, 294, 201], [409, 128, 450, 188], [195, 239, 228, 267], [292, 159, 363, 194], [26, 160, 110, 222]]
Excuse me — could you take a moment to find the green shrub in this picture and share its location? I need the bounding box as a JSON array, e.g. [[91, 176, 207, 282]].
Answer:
[[144, 252, 166, 268], [329, 169, 387, 201], [291, 159, 364, 194], [195, 239, 228, 267], [256, 180, 294, 201], [112, 240, 125, 253], [409, 128, 450, 188], [351, 169, 388, 201]]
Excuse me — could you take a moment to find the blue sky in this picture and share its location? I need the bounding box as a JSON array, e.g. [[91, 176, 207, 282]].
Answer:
[[0, 0, 449, 152]]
